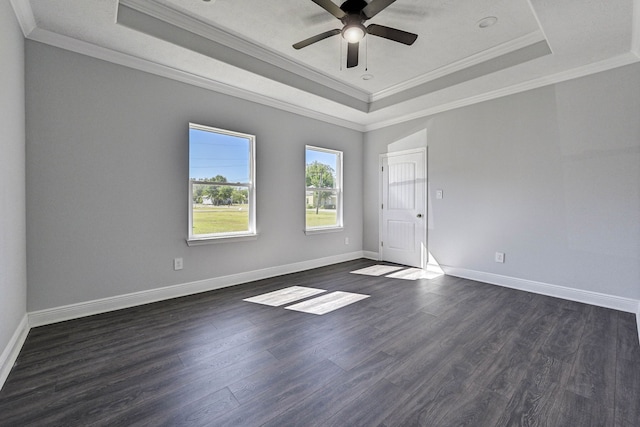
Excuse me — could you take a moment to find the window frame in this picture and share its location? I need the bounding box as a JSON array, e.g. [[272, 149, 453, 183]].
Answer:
[[304, 145, 343, 234], [187, 123, 256, 246]]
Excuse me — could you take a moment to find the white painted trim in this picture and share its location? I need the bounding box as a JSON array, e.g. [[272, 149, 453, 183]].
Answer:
[[370, 31, 546, 102], [0, 315, 29, 391], [24, 14, 640, 134], [525, 0, 553, 53], [364, 52, 640, 131], [28, 251, 365, 328], [9, 0, 36, 37], [304, 227, 344, 235], [378, 148, 428, 268], [362, 251, 379, 260], [441, 265, 640, 314], [120, 0, 368, 103], [25, 28, 366, 132], [636, 304, 640, 347]]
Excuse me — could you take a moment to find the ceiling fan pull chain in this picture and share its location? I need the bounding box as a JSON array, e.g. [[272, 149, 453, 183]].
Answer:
[[292, 0, 417, 69], [365, 37, 368, 71]]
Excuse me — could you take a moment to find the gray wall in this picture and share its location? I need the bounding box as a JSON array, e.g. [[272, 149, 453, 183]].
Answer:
[[25, 41, 363, 312], [19, 32, 640, 314], [364, 63, 640, 300], [0, 2, 27, 355]]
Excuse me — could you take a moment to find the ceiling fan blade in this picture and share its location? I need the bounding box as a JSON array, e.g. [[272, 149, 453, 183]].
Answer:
[[303, 11, 336, 25], [362, 0, 397, 19], [347, 42, 359, 68], [293, 29, 341, 49], [310, 0, 347, 19], [367, 24, 418, 45]]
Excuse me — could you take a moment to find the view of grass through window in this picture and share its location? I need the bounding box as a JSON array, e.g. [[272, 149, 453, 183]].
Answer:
[[189, 124, 254, 238], [306, 146, 342, 230]]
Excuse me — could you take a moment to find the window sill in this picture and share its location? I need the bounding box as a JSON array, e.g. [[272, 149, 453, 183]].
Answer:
[[187, 233, 258, 246], [304, 227, 343, 236]]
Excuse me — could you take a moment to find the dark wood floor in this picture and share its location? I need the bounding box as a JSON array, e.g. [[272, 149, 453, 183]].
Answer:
[[1, 259, 639, 426]]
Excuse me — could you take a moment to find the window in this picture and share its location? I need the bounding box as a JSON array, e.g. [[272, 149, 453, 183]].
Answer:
[[188, 123, 256, 244], [305, 145, 343, 233]]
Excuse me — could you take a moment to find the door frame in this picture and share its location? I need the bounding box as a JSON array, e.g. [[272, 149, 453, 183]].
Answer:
[[378, 147, 428, 268]]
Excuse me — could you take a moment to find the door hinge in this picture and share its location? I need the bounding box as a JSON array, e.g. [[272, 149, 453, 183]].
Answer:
[[381, 203, 384, 209], [381, 166, 384, 172], [380, 241, 384, 247]]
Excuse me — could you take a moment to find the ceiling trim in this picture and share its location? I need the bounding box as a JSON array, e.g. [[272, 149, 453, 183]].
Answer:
[[120, 0, 368, 103], [12, 0, 640, 134], [117, 2, 369, 112], [364, 52, 640, 131], [370, 30, 547, 102], [26, 27, 366, 132], [20, 22, 640, 134], [122, 0, 556, 112], [9, 0, 36, 37], [525, 0, 553, 53], [370, 39, 552, 112]]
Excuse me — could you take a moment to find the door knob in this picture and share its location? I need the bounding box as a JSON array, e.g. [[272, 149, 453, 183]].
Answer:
[[417, 213, 423, 218]]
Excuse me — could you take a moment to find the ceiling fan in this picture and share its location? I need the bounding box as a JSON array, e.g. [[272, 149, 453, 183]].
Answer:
[[293, 0, 418, 68]]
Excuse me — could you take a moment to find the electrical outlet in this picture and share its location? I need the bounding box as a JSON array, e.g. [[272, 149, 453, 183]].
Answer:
[[436, 189, 443, 199], [345, 237, 349, 245], [174, 257, 183, 270], [495, 252, 505, 263]]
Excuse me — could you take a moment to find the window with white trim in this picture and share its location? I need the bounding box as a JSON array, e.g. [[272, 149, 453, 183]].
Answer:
[[305, 145, 343, 233], [188, 123, 256, 244]]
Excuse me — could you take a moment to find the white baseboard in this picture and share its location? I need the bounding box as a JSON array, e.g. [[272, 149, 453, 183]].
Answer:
[[28, 251, 365, 328], [0, 314, 29, 391], [353, 255, 637, 312], [637, 306, 640, 347], [7, 255, 640, 388], [441, 265, 639, 314], [362, 251, 379, 260]]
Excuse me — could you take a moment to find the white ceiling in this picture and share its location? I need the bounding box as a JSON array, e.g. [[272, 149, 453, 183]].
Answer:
[[11, 0, 640, 130]]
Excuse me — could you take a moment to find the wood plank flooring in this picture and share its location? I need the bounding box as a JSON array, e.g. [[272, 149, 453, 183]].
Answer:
[[1, 259, 639, 426]]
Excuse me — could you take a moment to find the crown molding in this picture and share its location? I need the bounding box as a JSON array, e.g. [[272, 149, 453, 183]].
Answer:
[[370, 30, 547, 102], [27, 24, 640, 134], [9, 0, 36, 37], [364, 52, 640, 131], [525, 0, 553, 52], [120, 0, 369, 103], [22, 0, 640, 134], [26, 27, 366, 132]]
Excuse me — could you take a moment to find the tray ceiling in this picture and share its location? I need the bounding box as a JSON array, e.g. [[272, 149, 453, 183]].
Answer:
[[12, 0, 640, 130]]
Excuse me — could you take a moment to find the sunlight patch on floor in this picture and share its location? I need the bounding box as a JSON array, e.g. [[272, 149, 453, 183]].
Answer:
[[243, 286, 326, 306], [350, 264, 444, 280], [284, 291, 370, 315], [387, 268, 443, 280], [349, 265, 405, 276], [243, 287, 370, 315]]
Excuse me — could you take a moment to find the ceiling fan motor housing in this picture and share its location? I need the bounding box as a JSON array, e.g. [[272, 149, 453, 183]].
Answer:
[[340, 0, 369, 42], [340, 0, 369, 17], [294, 0, 417, 67]]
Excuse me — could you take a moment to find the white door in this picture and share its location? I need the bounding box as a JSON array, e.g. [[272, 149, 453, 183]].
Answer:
[[380, 148, 427, 268]]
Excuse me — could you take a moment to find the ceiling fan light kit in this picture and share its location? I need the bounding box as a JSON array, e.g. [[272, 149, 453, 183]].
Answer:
[[342, 22, 366, 43], [294, 0, 418, 68]]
